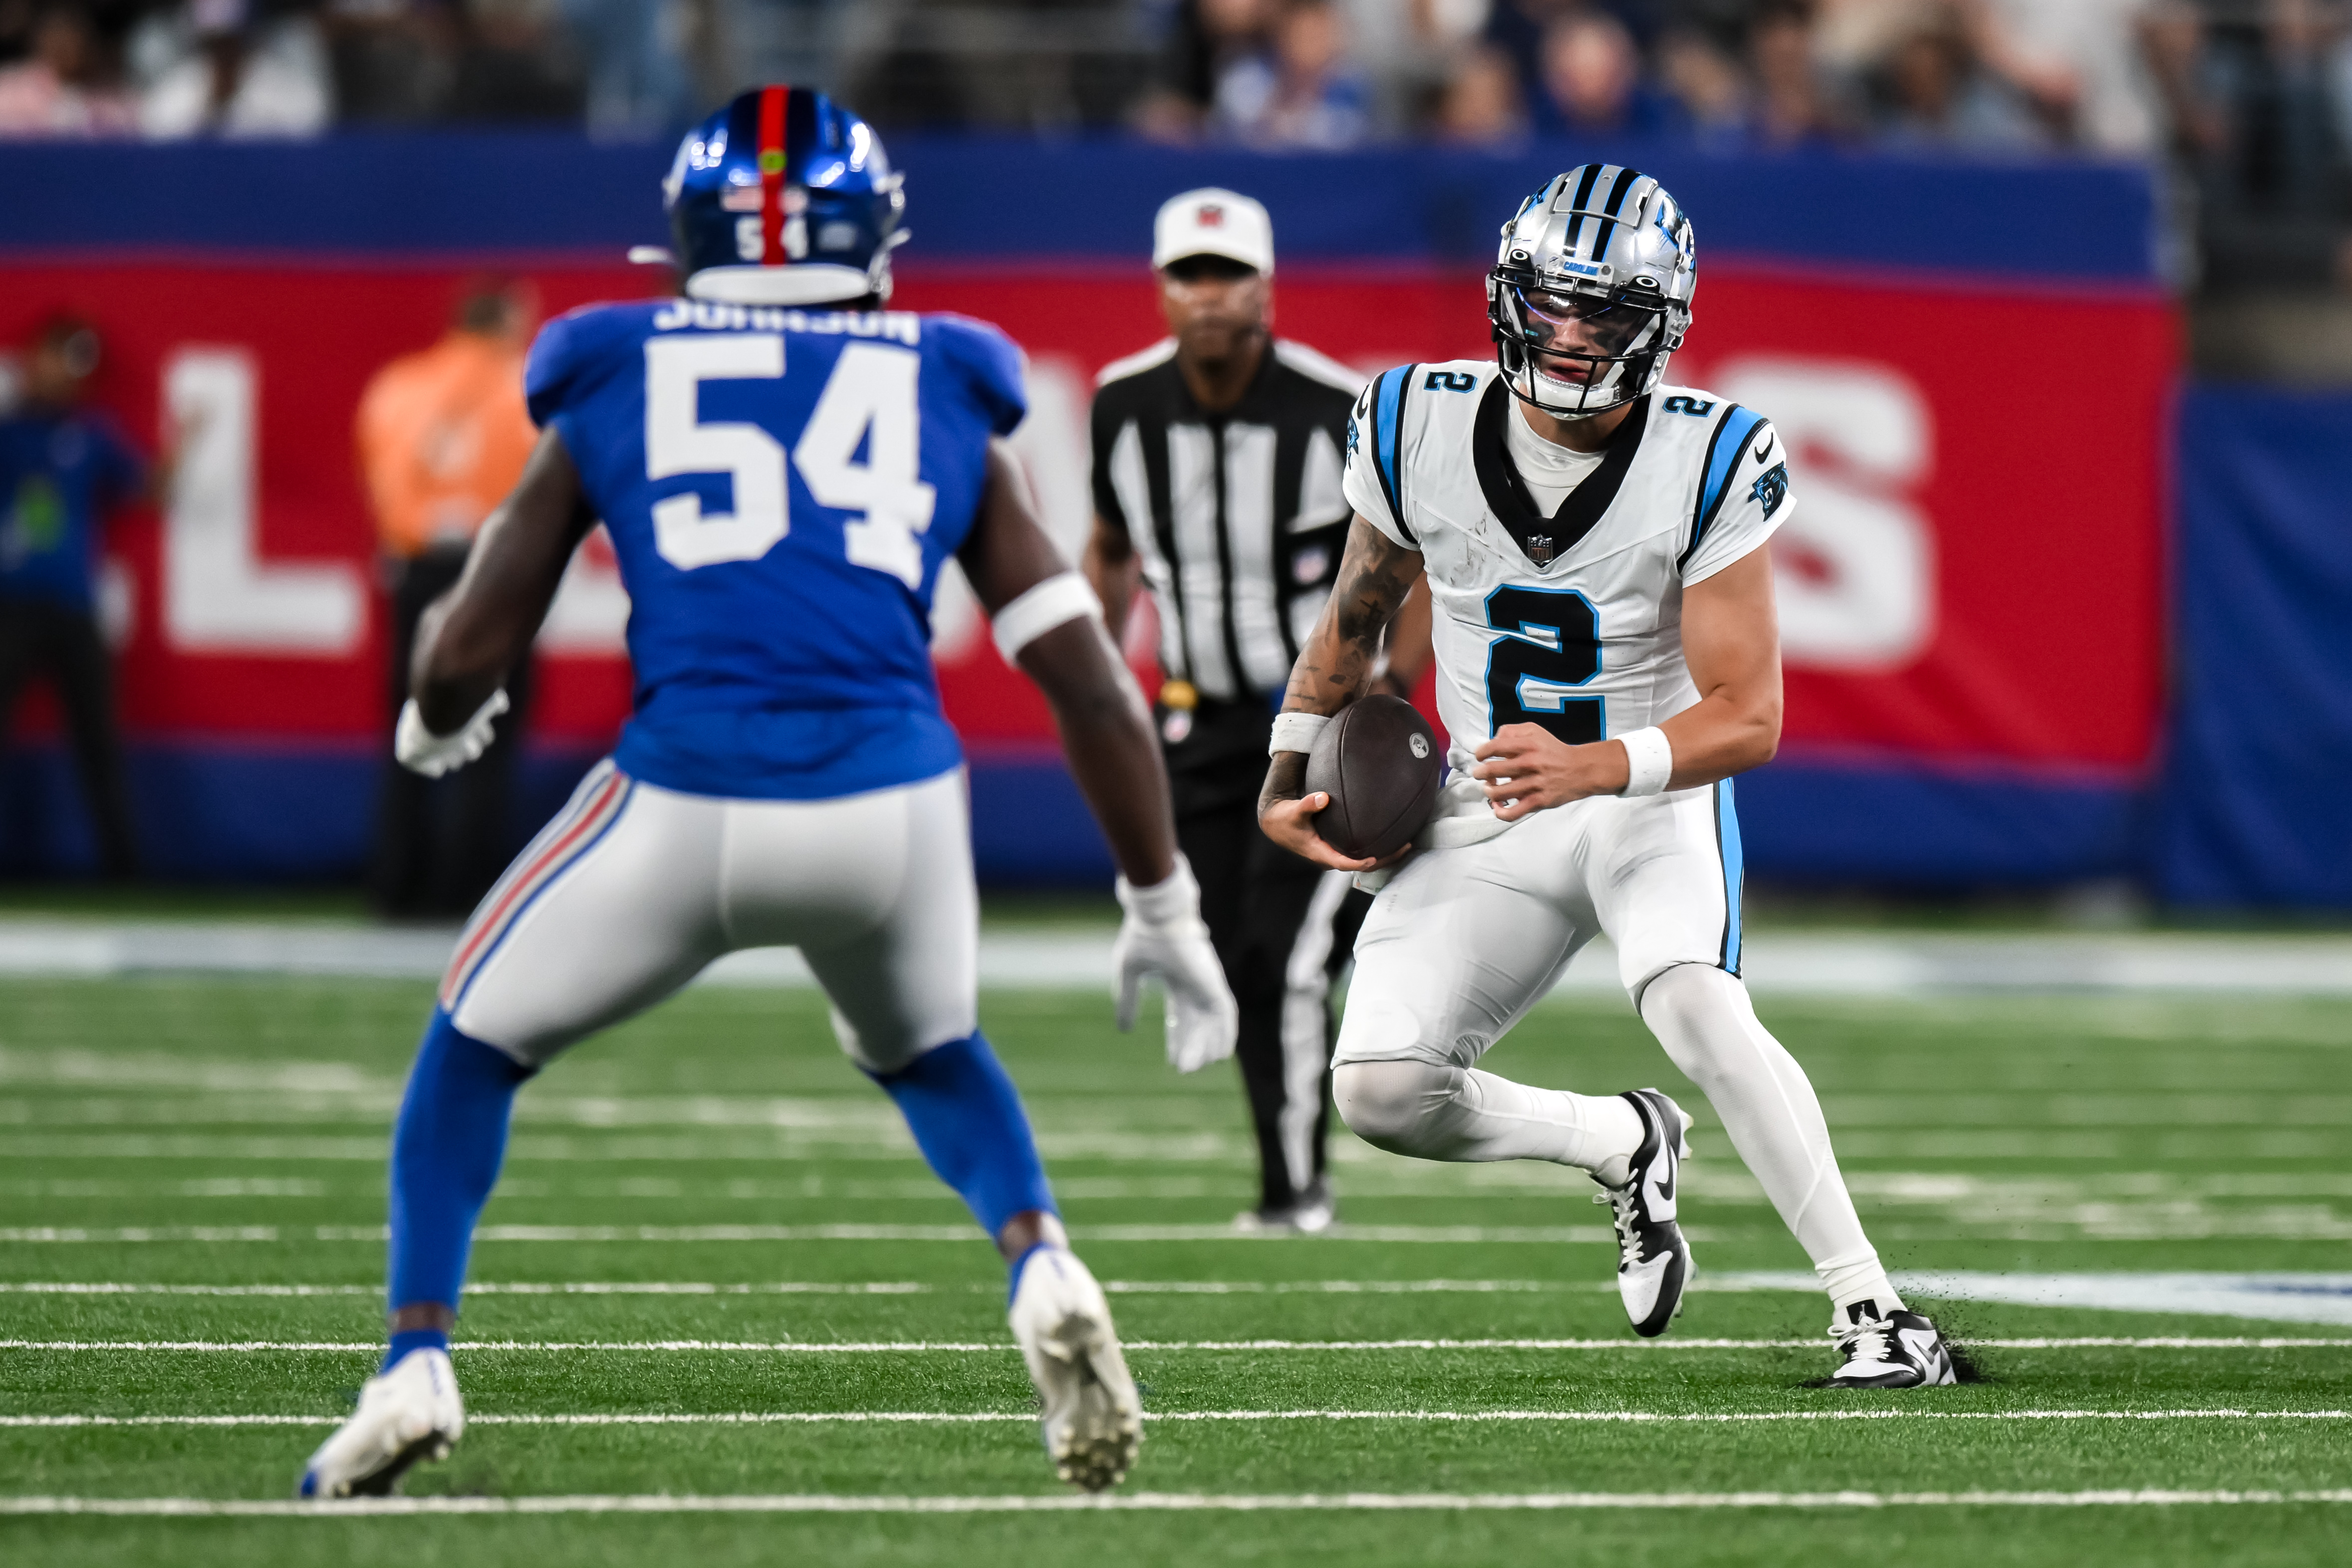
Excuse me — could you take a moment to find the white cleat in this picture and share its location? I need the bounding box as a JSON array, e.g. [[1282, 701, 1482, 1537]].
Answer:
[[1827, 1303, 1961, 1388], [1591, 1088, 1695, 1338], [297, 1346, 465, 1498], [1008, 1246, 1141, 1491]]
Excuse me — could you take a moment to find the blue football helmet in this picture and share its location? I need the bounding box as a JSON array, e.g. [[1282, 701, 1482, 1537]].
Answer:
[[657, 86, 906, 306]]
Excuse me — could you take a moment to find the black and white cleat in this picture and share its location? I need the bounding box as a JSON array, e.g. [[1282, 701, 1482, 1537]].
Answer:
[[1827, 1301, 1961, 1388], [1591, 1087, 1695, 1338]]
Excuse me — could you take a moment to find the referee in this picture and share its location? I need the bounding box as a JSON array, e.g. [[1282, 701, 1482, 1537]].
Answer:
[[1084, 189, 1427, 1232]]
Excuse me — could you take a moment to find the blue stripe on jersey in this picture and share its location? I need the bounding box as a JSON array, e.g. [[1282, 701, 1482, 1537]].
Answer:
[[1687, 405, 1767, 568], [1716, 778, 1745, 976], [1374, 365, 1409, 523]]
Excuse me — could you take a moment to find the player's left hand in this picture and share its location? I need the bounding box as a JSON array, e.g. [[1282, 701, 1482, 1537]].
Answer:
[[1471, 723, 1628, 820], [1111, 855, 1239, 1073], [394, 690, 511, 779]]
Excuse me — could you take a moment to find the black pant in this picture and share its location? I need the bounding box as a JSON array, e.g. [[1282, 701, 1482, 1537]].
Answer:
[[0, 596, 138, 878], [368, 546, 533, 920], [1165, 698, 1370, 1213]]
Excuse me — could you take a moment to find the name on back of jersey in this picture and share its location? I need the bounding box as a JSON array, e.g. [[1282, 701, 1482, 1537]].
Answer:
[[649, 298, 923, 346]]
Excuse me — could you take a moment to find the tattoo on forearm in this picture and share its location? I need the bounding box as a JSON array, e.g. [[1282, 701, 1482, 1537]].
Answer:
[[1281, 519, 1421, 716], [1258, 750, 1309, 815]]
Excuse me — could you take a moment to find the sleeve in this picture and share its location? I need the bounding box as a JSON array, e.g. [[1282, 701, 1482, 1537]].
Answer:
[[1340, 364, 1419, 549], [1678, 408, 1793, 585], [1087, 384, 1129, 539], [936, 316, 1028, 439], [523, 308, 598, 430]]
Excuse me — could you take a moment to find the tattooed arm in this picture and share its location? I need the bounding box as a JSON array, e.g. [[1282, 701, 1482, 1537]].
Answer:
[[1257, 516, 1425, 870]]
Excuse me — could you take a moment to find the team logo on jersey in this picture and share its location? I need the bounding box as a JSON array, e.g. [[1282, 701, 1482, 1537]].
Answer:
[[1750, 462, 1789, 519], [1345, 413, 1360, 456], [1408, 733, 1430, 760]]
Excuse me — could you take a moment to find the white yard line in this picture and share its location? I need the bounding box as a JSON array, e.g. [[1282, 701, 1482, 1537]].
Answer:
[[6, 1336, 2350, 1352], [0, 1225, 1632, 1245], [5, 1408, 2349, 1431], [6, 1489, 2352, 1516]]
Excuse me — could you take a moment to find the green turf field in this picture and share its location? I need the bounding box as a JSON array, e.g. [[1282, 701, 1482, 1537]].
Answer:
[[2, 975, 2348, 1565]]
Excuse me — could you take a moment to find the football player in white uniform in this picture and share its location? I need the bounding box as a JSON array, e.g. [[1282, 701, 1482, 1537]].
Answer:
[[1258, 165, 1957, 1388]]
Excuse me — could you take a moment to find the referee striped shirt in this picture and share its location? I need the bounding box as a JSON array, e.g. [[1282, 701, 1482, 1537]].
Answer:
[[1089, 337, 1364, 703]]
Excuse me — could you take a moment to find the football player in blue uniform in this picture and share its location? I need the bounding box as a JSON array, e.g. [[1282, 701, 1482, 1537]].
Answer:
[[300, 87, 1236, 1500]]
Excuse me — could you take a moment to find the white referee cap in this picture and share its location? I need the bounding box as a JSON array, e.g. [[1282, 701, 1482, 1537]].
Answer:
[[1152, 189, 1274, 276]]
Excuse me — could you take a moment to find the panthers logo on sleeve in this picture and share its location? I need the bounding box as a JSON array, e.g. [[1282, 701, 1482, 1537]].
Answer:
[[1750, 462, 1789, 520]]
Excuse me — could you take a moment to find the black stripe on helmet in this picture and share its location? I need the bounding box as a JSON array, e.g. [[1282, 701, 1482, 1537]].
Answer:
[[1587, 167, 1645, 268], [1560, 164, 1605, 261]]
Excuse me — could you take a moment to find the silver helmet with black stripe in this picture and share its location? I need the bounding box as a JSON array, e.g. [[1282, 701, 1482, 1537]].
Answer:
[[1487, 165, 1696, 420]]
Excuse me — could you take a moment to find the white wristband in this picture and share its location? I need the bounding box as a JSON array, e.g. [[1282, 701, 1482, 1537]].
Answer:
[[991, 571, 1102, 665], [1268, 711, 1331, 757], [1617, 726, 1674, 797], [1115, 852, 1201, 927]]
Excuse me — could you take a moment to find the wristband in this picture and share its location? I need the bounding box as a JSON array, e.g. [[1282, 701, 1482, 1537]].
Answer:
[[991, 572, 1102, 665], [1268, 711, 1331, 757], [1616, 726, 1674, 797], [1115, 853, 1201, 927]]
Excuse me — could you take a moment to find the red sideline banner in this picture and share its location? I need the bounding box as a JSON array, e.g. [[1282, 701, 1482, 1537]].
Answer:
[[0, 262, 2174, 770]]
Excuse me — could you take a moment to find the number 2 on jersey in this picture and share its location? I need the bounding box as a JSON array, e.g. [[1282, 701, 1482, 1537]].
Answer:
[[643, 335, 937, 585], [1485, 585, 1603, 745]]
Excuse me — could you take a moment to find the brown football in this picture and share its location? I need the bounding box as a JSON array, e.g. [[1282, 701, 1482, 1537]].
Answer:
[[1303, 695, 1444, 861]]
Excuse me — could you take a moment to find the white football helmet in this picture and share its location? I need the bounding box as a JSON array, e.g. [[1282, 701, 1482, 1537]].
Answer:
[[1487, 165, 1697, 420]]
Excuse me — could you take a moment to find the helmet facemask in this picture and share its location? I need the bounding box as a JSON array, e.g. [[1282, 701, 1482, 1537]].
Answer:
[[1491, 279, 1680, 420]]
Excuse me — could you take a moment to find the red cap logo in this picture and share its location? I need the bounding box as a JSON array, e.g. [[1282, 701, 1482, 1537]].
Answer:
[[1197, 204, 1224, 227]]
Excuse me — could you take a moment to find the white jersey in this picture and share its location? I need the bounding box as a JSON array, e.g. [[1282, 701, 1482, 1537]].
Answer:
[[1340, 360, 1791, 763]]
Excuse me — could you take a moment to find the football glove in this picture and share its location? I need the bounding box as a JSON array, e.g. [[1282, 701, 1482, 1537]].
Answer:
[[394, 689, 510, 779], [1112, 854, 1238, 1074]]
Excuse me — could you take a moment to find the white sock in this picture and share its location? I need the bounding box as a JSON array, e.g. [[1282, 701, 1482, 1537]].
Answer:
[[1638, 964, 1895, 1314], [1817, 1250, 1904, 1318], [1333, 1060, 1646, 1172]]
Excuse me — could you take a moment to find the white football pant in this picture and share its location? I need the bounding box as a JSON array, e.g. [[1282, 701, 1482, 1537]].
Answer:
[[440, 761, 977, 1072], [1331, 783, 1890, 1306]]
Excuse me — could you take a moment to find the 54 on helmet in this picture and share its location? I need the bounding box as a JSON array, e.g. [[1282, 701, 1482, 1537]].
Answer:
[[650, 86, 906, 307], [1487, 165, 1696, 421]]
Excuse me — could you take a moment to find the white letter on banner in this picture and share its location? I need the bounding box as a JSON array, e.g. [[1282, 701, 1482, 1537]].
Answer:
[[163, 348, 364, 655], [1713, 356, 1936, 672]]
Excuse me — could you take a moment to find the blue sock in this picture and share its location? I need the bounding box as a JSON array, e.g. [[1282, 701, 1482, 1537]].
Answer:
[[871, 1033, 1055, 1246], [384, 1009, 534, 1371]]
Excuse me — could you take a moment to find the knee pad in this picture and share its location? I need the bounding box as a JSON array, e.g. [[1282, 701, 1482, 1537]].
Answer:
[[1332, 1059, 1463, 1154]]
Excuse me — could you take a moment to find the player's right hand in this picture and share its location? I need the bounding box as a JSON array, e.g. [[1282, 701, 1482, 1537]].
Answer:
[[394, 690, 510, 779], [1111, 856, 1239, 1074], [1258, 793, 1405, 874]]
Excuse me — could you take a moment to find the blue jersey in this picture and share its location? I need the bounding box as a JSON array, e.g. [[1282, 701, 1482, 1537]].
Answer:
[[526, 298, 1027, 801], [0, 411, 145, 610]]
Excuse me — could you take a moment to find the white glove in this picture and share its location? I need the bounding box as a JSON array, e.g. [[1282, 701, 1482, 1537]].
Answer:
[[394, 690, 510, 779], [1111, 854, 1239, 1074]]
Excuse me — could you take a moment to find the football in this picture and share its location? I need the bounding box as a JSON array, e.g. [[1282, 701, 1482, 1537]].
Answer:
[[1303, 694, 1445, 861]]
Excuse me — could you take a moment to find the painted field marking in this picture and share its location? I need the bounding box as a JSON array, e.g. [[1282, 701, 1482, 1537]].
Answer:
[[6, 1336, 2350, 1353], [0, 1280, 1598, 1299], [6, 1408, 2350, 1431], [0, 1225, 1634, 1245], [6, 1489, 2352, 1517], [0, 1281, 937, 1297]]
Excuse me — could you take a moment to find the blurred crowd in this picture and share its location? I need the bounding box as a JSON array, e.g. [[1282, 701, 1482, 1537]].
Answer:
[[6, 1, 2352, 284], [0, 1, 2338, 159]]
